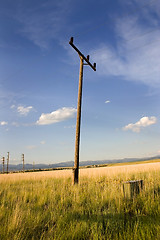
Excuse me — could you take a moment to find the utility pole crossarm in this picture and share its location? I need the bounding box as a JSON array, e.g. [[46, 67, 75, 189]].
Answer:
[[69, 37, 96, 71]]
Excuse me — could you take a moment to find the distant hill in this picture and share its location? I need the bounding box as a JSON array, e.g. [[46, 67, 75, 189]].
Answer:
[[0, 155, 160, 172]]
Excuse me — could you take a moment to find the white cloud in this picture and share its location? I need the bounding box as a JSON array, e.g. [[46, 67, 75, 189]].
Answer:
[[0, 121, 8, 126], [91, 6, 160, 88], [123, 116, 157, 133], [105, 100, 110, 104], [15, 1, 72, 49], [40, 141, 45, 145], [17, 106, 33, 116], [36, 107, 77, 125]]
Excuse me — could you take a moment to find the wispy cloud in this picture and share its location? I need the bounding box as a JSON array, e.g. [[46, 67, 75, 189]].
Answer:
[[0, 87, 24, 106], [91, 2, 160, 88], [36, 107, 77, 125], [17, 105, 33, 116], [15, 0, 72, 49], [10, 105, 16, 109], [0, 121, 8, 126], [12, 122, 20, 127], [123, 116, 157, 133]]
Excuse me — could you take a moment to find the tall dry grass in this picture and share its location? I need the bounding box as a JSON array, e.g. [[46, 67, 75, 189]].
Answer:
[[1, 161, 160, 182], [0, 161, 160, 239]]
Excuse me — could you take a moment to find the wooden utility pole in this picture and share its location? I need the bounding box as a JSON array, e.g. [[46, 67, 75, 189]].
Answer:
[[22, 154, 24, 172], [7, 152, 9, 174], [69, 37, 96, 184], [2, 157, 5, 174]]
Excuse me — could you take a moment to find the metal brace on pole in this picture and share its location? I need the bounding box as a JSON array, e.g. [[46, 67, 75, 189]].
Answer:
[[69, 37, 96, 184]]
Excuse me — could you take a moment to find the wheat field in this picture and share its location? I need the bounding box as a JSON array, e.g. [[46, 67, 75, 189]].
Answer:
[[1, 161, 160, 239]]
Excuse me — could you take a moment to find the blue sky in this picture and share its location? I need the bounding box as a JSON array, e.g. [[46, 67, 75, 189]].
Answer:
[[0, 0, 160, 164]]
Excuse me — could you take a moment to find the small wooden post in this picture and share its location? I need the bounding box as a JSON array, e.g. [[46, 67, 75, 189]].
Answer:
[[123, 180, 143, 198]]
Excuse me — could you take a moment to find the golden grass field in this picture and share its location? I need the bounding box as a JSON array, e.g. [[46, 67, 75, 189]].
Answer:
[[1, 160, 160, 239], [1, 160, 160, 182]]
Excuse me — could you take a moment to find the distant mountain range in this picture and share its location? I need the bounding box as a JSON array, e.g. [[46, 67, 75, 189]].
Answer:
[[1, 155, 160, 172]]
